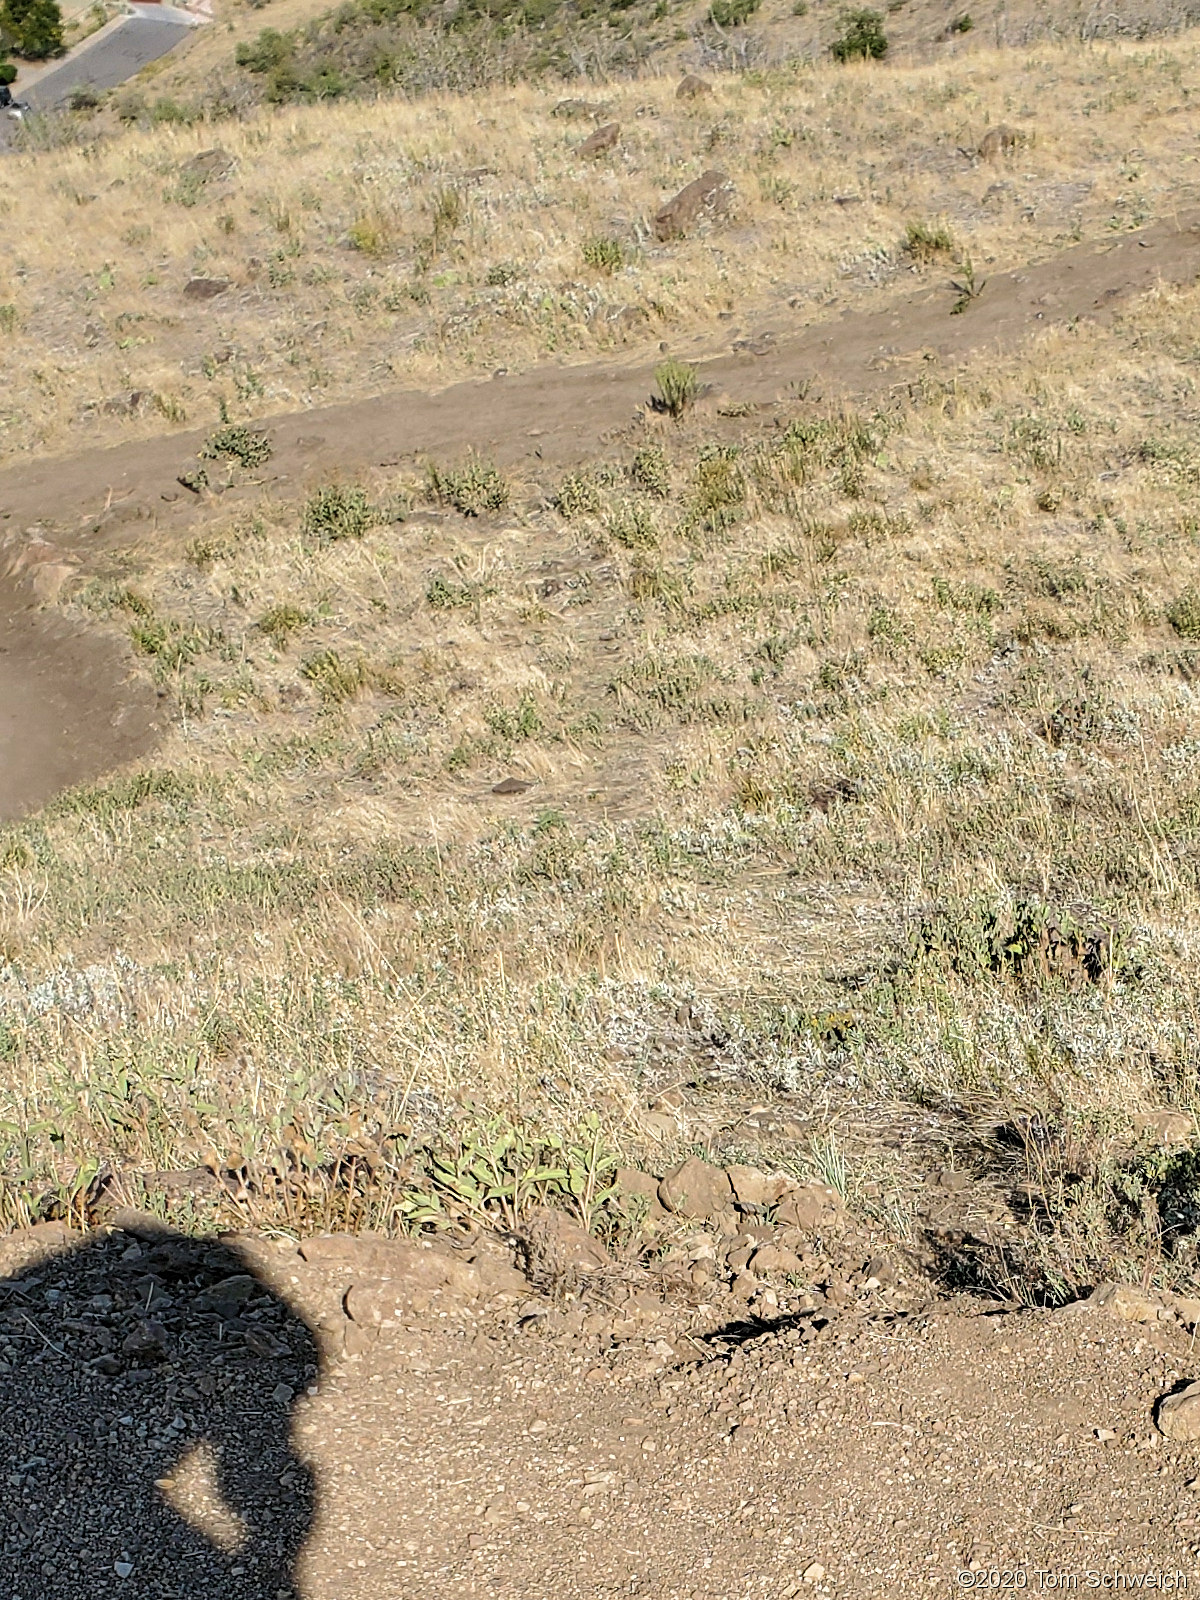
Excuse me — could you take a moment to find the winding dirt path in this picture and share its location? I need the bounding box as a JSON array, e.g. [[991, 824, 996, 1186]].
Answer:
[[1, 212, 1198, 821]]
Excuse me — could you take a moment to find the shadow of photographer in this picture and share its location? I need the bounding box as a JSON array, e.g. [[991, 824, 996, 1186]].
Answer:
[[0, 1216, 317, 1598]]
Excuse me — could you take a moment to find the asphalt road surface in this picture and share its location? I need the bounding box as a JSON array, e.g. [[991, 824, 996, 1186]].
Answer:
[[23, 12, 195, 111]]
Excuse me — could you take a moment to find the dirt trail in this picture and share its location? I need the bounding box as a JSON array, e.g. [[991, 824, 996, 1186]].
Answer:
[[3, 1218, 1198, 1600], [0, 211, 1197, 822], [0, 575, 163, 826]]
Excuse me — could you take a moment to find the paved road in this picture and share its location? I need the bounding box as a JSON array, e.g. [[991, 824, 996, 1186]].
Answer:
[[23, 11, 195, 111]]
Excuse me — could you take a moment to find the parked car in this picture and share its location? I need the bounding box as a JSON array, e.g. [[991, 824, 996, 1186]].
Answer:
[[0, 83, 29, 119]]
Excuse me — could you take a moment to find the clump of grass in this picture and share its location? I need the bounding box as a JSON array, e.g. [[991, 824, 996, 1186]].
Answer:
[[200, 424, 272, 469], [301, 484, 377, 543], [903, 219, 956, 265], [555, 472, 603, 518], [1167, 588, 1200, 641], [429, 458, 509, 517], [629, 445, 672, 498], [257, 605, 310, 650], [300, 649, 367, 705], [582, 237, 624, 274], [710, 0, 761, 23], [652, 359, 698, 419]]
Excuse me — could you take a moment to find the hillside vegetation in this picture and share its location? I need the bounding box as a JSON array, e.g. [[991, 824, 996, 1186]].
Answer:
[[3, 34, 1200, 464], [5, 24, 1200, 1310], [6, 271, 1200, 1300]]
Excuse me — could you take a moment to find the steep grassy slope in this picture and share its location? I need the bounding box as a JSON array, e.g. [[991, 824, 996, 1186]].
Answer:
[[6, 272, 1200, 1298]]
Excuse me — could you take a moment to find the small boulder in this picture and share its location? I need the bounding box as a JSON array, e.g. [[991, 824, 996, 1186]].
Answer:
[[1132, 1110, 1194, 1147], [658, 1156, 733, 1221], [183, 277, 230, 302], [773, 1179, 844, 1233], [978, 125, 1018, 161], [749, 1243, 804, 1278], [676, 74, 712, 100], [576, 122, 619, 159], [181, 147, 234, 182], [1088, 1281, 1167, 1324], [653, 170, 732, 243], [1158, 1382, 1200, 1441], [726, 1165, 794, 1209]]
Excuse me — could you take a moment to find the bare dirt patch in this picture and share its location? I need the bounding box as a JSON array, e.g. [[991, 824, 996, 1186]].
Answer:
[[0, 574, 163, 826], [3, 1217, 1198, 1599]]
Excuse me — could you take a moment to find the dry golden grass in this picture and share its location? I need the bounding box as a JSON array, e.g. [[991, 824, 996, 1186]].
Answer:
[[3, 32, 1199, 462], [6, 266, 1200, 1293]]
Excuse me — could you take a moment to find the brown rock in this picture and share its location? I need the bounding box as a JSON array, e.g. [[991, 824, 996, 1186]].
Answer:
[[658, 1156, 733, 1221], [749, 1244, 805, 1278], [577, 122, 619, 158], [522, 1205, 609, 1274], [183, 277, 230, 302], [676, 74, 712, 99], [725, 1165, 794, 1209], [773, 1180, 844, 1233], [1088, 1281, 1167, 1324], [653, 170, 732, 243], [1132, 1110, 1194, 1147], [0, 1222, 77, 1278], [181, 147, 234, 182], [978, 125, 1018, 161], [1158, 1381, 1200, 1441]]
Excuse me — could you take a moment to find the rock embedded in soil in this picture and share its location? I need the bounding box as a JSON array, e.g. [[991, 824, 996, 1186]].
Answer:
[[725, 1164, 794, 1209], [658, 1156, 733, 1221], [1157, 1381, 1200, 1440], [978, 124, 1018, 160], [773, 1179, 845, 1233], [576, 122, 619, 159], [653, 171, 733, 242], [181, 147, 234, 182], [182, 277, 230, 302]]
